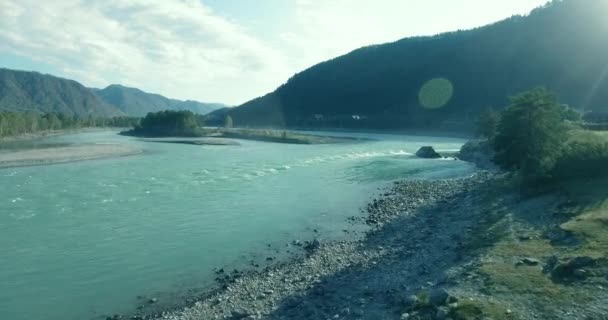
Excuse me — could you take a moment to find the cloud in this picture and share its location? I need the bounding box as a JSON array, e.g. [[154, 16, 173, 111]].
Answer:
[[0, 0, 289, 104], [0, 0, 547, 105]]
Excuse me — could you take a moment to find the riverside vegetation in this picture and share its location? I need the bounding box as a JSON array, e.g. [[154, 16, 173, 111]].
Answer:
[[123, 110, 357, 145], [0, 111, 139, 139]]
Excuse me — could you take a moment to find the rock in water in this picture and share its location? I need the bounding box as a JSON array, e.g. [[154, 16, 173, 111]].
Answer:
[[415, 146, 442, 159]]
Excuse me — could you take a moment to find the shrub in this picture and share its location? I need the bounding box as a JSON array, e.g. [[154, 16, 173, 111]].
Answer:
[[552, 135, 608, 180]]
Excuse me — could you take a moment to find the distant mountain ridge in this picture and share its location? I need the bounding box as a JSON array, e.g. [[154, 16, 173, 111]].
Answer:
[[0, 68, 123, 117], [0, 68, 226, 117], [93, 84, 227, 117], [220, 0, 608, 132]]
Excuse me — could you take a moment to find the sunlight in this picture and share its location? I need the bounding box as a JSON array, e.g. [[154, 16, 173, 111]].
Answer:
[[418, 78, 454, 109]]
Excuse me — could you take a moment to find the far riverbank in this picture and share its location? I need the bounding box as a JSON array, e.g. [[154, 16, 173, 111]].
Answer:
[[0, 143, 142, 169]]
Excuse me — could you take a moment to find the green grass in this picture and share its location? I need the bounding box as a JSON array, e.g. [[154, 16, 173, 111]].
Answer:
[[478, 239, 567, 299], [446, 129, 608, 318], [558, 176, 608, 257], [456, 172, 608, 318], [449, 300, 517, 320]]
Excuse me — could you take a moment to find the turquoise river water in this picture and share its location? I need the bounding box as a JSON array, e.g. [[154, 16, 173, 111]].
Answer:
[[0, 130, 475, 320]]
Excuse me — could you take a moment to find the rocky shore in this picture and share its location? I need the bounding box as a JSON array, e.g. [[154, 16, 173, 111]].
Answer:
[[119, 172, 494, 320]]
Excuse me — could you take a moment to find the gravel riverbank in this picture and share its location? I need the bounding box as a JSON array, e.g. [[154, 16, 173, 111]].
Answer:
[[130, 171, 494, 320], [0, 144, 142, 169]]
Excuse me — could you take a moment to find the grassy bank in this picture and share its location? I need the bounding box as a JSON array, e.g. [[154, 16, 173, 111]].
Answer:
[[450, 171, 608, 319]]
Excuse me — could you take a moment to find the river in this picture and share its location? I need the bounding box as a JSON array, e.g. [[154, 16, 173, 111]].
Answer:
[[0, 130, 475, 320]]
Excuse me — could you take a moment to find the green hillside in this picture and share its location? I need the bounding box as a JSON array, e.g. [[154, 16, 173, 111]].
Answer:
[[223, 0, 608, 131]]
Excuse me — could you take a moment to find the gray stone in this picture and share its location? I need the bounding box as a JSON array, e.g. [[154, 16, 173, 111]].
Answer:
[[231, 310, 251, 319], [521, 257, 541, 266], [551, 256, 597, 282]]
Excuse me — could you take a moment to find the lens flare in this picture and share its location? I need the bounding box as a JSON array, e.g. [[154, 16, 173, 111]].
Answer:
[[418, 78, 454, 109]]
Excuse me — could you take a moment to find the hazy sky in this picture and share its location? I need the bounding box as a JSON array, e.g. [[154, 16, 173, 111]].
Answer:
[[0, 0, 548, 105]]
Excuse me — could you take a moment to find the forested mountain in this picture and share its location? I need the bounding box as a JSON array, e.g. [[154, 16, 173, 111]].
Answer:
[[222, 0, 608, 131], [94, 85, 226, 117], [0, 68, 124, 117], [0, 68, 226, 119]]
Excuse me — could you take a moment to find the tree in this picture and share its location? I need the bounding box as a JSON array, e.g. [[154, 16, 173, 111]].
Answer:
[[0, 113, 5, 137], [44, 113, 61, 131], [0, 111, 141, 138], [559, 104, 582, 122], [475, 107, 500, 139], [493, 88, 567, 181], [224, 115, 233, 128], [135, 110, 199, 136]]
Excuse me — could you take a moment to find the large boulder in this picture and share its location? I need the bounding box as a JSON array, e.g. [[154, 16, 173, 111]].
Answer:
[[550, 256, 599, 282], [415, 146, 442, 159]]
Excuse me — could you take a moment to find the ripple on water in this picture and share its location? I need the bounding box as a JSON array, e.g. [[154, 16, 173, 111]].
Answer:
[[3, 171, 18, 177], [9, 212, 36, 220]]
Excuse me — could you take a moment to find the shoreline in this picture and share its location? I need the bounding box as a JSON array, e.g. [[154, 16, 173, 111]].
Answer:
[[139, 137, 241, 146], [0, 143, 143, 169], [122, 128, 365, 145], [111, 171, 493, 320], [0, 128, 119, 143]]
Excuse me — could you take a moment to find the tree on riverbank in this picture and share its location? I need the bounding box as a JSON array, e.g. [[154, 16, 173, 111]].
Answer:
[[126, 110, 201, 137], [493, 88, 567, 181], [490, 87, 608, 183], [0, 111, 139, 138]]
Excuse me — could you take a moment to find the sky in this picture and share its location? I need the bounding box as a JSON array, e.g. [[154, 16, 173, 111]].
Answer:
[[0, 0, 548, 105]]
